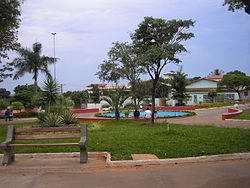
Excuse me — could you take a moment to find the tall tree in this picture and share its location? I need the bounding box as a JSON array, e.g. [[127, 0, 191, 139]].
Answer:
[[0, 88, 11, 99], [14, 84, 41, 94], [223, 0, 250, 15], [0, 0, 22, 82], [132, 17, 194, 123], [109, 42, 145, 104], [89, 84, 101, 103], [170, 70, 190, 106], [63, 90, 88, 108], [96, 42, 145, 106], [14, 90, 34, 108], [218, 70, 250, 100], [13, 42, 55, 95]]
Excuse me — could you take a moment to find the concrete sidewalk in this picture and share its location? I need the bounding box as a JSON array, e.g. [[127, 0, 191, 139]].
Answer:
[[0, 155, 249, 188]]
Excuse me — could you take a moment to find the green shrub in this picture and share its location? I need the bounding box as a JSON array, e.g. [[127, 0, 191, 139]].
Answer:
[[40, 113, 64, 127], [14, 112, 38, 118], [11, 101, 24, 111], [61, 110, 77, 125]]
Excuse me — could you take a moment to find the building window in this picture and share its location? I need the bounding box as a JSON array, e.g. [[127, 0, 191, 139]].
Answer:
[[244, 91, 248, 97]]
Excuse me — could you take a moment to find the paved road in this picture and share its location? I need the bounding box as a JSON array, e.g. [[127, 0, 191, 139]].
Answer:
[[0, 157, 249, 188], [160, 105, 250, 129]]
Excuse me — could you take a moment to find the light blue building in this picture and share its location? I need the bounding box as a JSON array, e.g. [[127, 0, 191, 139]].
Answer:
[[185, 75, 239, 105]]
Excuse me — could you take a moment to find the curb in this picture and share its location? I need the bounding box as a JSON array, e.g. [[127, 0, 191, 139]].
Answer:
[[195, 104, 248, 111], [225, 119, 250, 122], [105, 152, 250, 167], [1, 152, 250, 167]]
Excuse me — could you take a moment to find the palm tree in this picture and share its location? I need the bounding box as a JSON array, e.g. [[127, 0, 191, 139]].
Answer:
[[43, 77, 60, 113], [170, 70, 190, 106], [13, 42, 56, 95], [101, 86, 130, 120]]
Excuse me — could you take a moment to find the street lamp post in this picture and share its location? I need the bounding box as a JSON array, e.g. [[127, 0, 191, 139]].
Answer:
[[51, 32, 56, 80]]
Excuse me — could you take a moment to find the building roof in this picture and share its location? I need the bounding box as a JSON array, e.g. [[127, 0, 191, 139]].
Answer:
[[86, 84, 107, 88], [203, 75, 223, 81], [188, 75, 224, 85]]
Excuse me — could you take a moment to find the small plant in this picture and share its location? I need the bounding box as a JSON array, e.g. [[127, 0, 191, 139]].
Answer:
[[61, 110, 77, 125], [124, 110, 130, 117], [11, 101, 24, 112], [40, 113, 64, 127]]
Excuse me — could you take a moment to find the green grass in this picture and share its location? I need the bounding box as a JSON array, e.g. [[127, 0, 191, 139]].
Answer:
[[230, 108, 250, 120], [0, 121, 250, 161]]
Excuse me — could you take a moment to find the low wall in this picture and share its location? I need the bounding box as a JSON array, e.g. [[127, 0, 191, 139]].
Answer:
[[70, 109, 99, 114], [222, 108, 242, 120], [142, 106, 195, 111]]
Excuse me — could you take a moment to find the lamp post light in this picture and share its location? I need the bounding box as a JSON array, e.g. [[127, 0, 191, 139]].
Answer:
[[51, 32, 56, 80]]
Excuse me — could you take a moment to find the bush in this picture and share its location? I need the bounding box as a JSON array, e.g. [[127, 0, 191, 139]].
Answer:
[[61, 110, 77, 125], [14, 112, 38, 118], [11, 101, 24, 111], [40, 113, 64, 127], [193, 102, 232, 108]]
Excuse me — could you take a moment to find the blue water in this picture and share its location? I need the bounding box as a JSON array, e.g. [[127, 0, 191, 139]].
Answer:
[[102, 111, 188, 118]]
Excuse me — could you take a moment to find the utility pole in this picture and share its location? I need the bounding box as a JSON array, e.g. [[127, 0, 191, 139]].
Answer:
[[51, 32, 56, 80], [60, 84, 66, 94]]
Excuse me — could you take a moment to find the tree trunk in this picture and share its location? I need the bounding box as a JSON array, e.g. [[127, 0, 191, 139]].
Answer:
[[115, 104, 120, 120], [34, 77, 38, 96], [237, 91, 241, 101], [151, 79, 158, 124]]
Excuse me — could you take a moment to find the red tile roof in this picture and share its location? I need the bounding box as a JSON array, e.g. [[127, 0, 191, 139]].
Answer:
[[86, 84, 107, 88], [203, 75, 223, 81]]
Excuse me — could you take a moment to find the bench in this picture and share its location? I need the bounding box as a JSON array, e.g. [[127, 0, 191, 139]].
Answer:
[[0, 124, 87, 166]]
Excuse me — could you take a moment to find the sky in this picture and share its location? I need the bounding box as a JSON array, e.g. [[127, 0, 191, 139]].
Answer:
[[1, 0, 250, 93]]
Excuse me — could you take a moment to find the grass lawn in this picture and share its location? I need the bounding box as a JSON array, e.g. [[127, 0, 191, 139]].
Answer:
[[0, 121, 250, 160], [230, 108, 250, 120]]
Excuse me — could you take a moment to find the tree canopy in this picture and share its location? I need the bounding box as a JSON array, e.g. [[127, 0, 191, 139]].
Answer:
[[218, 70, 250, 99], [0, 88, 11, 99], [14, 84, 41, 95], [0, 0, 22, 82], [132, 17, 194, 122], [223, 0, 250, 15], [63, 90, 88, 108], [13, 42, 56, 95]]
